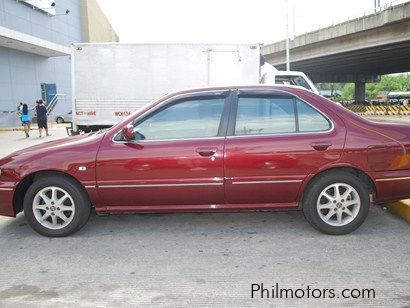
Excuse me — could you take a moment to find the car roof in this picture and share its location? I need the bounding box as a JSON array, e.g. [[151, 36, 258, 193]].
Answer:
[[166, 84, 307, 97]]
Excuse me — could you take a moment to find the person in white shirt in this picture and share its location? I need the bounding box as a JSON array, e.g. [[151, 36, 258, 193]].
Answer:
[[17, 102, 23, 124]]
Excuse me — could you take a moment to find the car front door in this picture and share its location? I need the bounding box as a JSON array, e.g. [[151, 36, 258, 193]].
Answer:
[[224, 90, 345, 207], [96, 91, 230, 209]]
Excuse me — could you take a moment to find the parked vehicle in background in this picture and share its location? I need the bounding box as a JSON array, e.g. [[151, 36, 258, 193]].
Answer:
[[319, 90, 342, 99], [55, 111, 72, 124], [71, 43, 318, 133], [71, 43, 260, 133], [260, 62, 319, 94], [387, 91, 410, 100], [0, 85, 409, 237], [386, 99, 401, 106]]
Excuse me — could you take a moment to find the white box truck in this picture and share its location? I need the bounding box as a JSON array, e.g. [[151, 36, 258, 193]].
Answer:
[[71, 43, 318, 133]]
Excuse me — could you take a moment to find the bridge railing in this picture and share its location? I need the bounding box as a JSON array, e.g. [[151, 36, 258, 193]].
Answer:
[[295, 0, 409, 36]]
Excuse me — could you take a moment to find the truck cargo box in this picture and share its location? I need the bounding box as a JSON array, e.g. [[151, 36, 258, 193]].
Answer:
[[72, 43, 260, 131]]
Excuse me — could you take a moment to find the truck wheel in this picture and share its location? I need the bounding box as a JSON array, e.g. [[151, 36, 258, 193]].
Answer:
[[23, 175, 91, 237], [302, 172, 370, 235]]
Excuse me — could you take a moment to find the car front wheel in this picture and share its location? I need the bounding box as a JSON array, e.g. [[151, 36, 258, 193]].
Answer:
[[23, 175, 91, 237], [302, 172, 370, 235]]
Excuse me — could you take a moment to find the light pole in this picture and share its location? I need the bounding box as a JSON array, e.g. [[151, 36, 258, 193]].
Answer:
[[285, 0, 290, 71], [374, 0, 381, 12]]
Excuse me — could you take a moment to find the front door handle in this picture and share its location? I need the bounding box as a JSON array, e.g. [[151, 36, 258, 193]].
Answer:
[[196, 148, 217, 157], [310, 142, 332, 151]]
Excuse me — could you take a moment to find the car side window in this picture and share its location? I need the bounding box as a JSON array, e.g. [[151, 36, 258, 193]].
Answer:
[[296, 99, 331, 132], [132, 97, 225, 140], [234, 96, 296, 135]]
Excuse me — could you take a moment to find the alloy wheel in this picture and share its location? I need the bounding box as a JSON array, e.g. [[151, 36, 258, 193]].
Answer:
[[316, 183, 361, 227], [32, 186, 75, 230]]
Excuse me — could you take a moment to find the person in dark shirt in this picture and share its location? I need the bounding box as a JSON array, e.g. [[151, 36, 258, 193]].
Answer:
[[35, 100, 50, 137]]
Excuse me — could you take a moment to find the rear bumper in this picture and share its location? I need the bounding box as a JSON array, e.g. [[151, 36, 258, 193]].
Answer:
[[0, 184, 15, 217], [371, 170, 410, 203]]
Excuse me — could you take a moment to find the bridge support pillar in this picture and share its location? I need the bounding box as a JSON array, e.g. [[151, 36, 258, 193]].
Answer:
[[354, 81, 366, 103]]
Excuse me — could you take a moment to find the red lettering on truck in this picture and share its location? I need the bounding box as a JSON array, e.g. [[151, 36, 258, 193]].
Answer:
[[76, 111, 96, 116], [114, 111, 131, 116]]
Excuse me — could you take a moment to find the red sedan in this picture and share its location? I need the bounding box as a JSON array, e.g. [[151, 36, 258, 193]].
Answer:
[[0, 85, 409, 237]]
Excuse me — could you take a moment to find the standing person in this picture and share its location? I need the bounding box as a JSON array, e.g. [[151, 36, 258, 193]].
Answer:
[[17, 102, 23, 113], [17, 102, 23, 124], [35, 100, 50, 137], [21, 104, 31, 138]]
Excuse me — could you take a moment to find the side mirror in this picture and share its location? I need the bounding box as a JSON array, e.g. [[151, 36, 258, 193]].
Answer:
[[121, 125, 134, 141]]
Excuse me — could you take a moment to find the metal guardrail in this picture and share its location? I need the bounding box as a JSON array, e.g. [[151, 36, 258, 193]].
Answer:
[[0, 111, 21, 127], [0, 94, 66, 127], [46, 93, 66, 116]]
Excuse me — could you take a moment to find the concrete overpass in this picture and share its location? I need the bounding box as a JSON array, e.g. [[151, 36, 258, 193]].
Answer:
[[261, 1, 410, 101]]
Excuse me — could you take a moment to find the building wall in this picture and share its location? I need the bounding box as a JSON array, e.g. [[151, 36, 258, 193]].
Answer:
[[0, 49, 72, 112], [80, 0, 119, 43], [0, 0, 82, 46], [0, 0, 119, 127], [0, 0, 82, 126]]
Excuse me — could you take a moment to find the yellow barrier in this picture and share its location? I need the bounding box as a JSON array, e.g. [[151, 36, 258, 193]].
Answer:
[[346, 105, 367, 114], [386, 200, 410, 223], [365, 106, 374, 115], [401, 106, 410, 115], [351, 105, 410, 116], [364, 106, 387, 115]]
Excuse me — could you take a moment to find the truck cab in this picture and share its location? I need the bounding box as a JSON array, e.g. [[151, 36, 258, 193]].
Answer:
[[260, 62, 319, 94]]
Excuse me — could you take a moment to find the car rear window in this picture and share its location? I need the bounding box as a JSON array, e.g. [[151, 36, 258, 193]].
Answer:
[[234, 96, 331, 136], [296, 99, 331, 132], [235, 96, 296, 135]]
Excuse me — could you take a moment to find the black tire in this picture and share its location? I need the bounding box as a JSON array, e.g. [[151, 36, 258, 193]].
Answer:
[[302, 171, 370, 235], [23, 175, 91, 237], [56, 117, 64, 124]]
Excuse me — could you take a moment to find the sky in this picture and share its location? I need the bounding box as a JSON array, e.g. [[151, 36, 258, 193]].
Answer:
[[96, 0, 404, 44]]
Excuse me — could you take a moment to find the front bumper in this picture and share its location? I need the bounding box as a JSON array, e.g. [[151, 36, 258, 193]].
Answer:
[[0, 183, 16, 217]]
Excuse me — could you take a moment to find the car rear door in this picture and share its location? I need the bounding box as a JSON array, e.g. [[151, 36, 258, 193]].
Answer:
[[95, 91, 231, 209], [223, 89, 346, 207]]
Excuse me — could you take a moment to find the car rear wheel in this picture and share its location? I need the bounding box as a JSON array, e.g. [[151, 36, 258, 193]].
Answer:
[[23, 175, 91, 237], [302, 172, 370, 235]]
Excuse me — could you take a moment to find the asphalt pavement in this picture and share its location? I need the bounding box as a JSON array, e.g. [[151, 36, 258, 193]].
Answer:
[[0, 120, 409, 307], [0, 124, 69, 158]]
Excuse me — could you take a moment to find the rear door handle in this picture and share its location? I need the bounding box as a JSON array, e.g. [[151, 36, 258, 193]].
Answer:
[[196, 148, 217, 157], [310, 142, 332, 151]]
